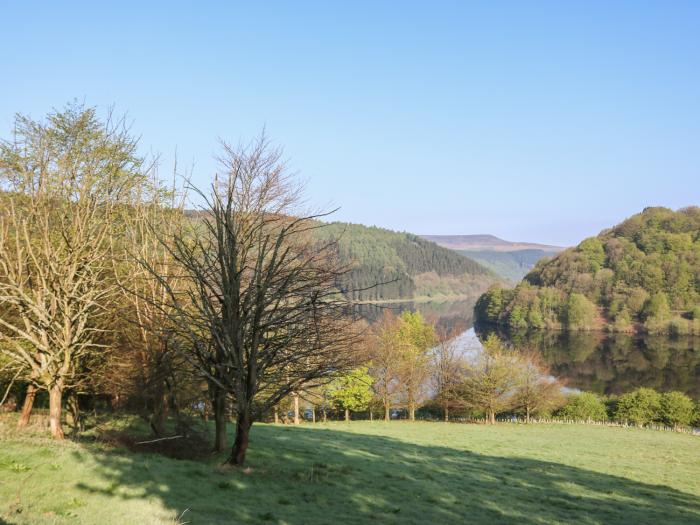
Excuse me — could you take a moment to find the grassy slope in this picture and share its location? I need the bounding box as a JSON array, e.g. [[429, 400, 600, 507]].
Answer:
[[1, 420, 699, 525]]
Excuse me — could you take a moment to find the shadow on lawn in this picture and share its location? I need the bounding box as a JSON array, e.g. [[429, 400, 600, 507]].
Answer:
[[73, 424, 700, 525]]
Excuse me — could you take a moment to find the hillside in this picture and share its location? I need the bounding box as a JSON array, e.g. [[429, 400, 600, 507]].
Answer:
[[315, 223, 497, 301], [475, 207, 700, 334], [422, 234, 563, 282], [457, 248, 560, 282]]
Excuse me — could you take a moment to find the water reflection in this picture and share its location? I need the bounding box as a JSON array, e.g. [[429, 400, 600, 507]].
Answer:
[[357, 298, 700, 398], [477, 326, 700, 398], [355, 298, 476, 336]]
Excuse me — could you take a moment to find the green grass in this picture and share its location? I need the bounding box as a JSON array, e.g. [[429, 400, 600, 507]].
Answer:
[[1, 418, 699, 524]]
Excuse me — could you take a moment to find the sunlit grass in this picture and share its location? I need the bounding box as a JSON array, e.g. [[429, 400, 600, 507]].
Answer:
[[1, 417, 699, 524]]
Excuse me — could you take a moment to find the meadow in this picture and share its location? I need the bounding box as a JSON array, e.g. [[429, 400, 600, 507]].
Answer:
[[1, 418, 699, 525]]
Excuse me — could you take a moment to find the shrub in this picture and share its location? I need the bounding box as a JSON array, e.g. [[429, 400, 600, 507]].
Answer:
[[615, 388, 661, 426], [659, 392, 695, 428], [690, 305, 700, 321], [557, 392, 607, 421]]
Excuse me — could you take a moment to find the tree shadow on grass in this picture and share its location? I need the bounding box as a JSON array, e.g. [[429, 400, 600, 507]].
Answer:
[[73, 424, 700, 525]]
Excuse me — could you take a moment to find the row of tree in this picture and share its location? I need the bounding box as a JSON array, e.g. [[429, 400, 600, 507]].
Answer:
[[0, 103, 362, 465], [315, 314, 564, 425], [556, 389, 699, 429]]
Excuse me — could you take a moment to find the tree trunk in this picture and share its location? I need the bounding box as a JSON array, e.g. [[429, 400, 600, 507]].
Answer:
[[293, 392, 300, 424], [526, 405, 531, 424], [213, 388, 227, 452], [150, 388, 168, 437], [345, 408, 350, 422], [384, 403, 390, 421], [409, 403, 415, 421], [322, 408, 327, 422], [369, 408, 373, 421], [66, 391, 82, 435], [49, 385, 65, 439], [229, 410, 252, 466], [444, 403, 449, 422], [17, 385, 36, 428], [311, 407, 316, 423], [488, 410, 495, 425], [273, 406, 279, 424]]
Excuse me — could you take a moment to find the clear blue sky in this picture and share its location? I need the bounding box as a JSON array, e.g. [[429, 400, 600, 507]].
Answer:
[[2, 2, 699, 246]]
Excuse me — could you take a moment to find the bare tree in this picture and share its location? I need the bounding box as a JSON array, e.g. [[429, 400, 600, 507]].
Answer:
[[113, 175, 203, 438], [145, 134, 358, 465], [460, 334, 520, 424], [0, 104, 146, 438], [513, 349, 564, 423], [431, 330, 466, 422]]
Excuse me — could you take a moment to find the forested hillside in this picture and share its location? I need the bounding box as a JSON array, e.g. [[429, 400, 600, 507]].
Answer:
[[476, 207, 700, 334], [315, 223, 497, 301], [458, 249, 559, 282]]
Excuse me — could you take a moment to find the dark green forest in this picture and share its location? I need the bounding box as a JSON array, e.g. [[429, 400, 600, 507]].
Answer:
[[475, 207, 700, 334], [314, 222, 497, 301]]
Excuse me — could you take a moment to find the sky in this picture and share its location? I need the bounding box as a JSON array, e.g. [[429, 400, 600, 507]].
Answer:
[[1, 1, 699, 246]]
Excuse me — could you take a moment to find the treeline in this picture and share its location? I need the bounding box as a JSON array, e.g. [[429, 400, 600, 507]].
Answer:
[[475, 207, 700, 334], [299, 319, 700, 430], [313, 223, 496, 301], [555, 389, 699, 430], [0, 103, 362, 466], [321, 315, 564, 424]]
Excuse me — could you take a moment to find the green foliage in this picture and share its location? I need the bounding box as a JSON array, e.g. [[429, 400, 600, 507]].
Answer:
[[476, 207, 700, 333], [329, 367, 374, 413], [313, 223, 495, 301], [659, 392, 696, 428], [557, 392, 608, 421], [565, 293, 597, 330], [615, 388, 661, 425], [690, 306, 700, 320], [643, 293, 671, 322]]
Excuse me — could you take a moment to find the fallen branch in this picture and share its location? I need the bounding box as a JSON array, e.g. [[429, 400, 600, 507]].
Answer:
[[135, 435, 183, 445]]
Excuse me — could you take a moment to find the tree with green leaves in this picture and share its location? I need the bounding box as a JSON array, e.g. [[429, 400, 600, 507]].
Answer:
[[565, 294, 597, 330], [395, 311, 436, 421], [659, 391, 695, 429], [557, 392, 608, 422], [329, 366, 374, 421], [615, 388, 661, 426], [367, 311, 403, 421]]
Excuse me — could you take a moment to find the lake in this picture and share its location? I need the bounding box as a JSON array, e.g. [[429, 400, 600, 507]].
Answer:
[[363, 298, 700, 398]]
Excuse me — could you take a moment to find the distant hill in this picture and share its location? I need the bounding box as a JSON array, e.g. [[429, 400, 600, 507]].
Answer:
[[314, 223, 499, 302], [457, 249, 560, 283], [475, 207, 700, 335], [421, 234, 563, 252], [422, 235, 564, 282]]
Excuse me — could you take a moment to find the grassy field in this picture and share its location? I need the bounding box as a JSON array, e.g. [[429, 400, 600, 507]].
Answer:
[[1, 418, 699, 525]]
